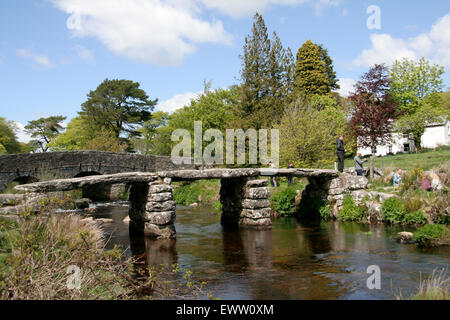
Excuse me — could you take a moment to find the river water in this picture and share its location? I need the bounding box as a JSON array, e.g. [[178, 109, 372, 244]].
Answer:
[[94, 202, 449, 300]]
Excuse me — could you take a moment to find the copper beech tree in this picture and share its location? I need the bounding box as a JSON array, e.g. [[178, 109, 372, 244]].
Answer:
[[349, 64, 401, 178]]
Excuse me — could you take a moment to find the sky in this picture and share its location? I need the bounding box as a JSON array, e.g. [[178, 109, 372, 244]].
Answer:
[[1, 0, 450, 142]]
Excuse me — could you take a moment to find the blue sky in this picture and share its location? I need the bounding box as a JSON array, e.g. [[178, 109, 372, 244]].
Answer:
[[1, 0, 449, 142]]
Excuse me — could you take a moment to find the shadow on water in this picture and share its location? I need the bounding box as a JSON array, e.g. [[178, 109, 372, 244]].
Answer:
[[98, 203, 449, 300]]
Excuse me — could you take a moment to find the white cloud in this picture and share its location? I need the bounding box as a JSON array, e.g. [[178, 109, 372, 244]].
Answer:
[[12, 122, 32, 144], [74, 44, 95, 63], [353, 34, 417, 67], [200, 0, 304, 18], [157, 91, 201, 113], [16, 48, 53, 68], [51, 0, 343, 65], [335, 78, 356, 97], [200, 0, 341, 18], [353, 13, 450, 68], [52, 0, 232, 66]]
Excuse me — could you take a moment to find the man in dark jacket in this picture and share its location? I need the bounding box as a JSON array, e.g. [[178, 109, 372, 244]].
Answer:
[[336, 135, 346, 173]]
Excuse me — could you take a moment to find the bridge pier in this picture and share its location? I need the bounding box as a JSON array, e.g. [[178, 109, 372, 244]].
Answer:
[[220, 178, 272, 229], [129, 179, 177, 239]]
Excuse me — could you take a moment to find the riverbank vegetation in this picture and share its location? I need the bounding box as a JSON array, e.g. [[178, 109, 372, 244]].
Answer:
[[398, 268, 449, 300], [173, 180, 221, 210], [0, 210, 209, 300]]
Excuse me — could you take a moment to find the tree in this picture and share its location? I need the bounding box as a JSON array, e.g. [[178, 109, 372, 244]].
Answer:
[[81, 79, 157, 141], [25, 116, 66, 152], [151, 87, 238, 156], [276, 96, 347, 168], [390, 58, 445, 148], [131, 111, 169, 155], [0, 118, 22, 154], [237, 13, 294, 129], [349, 64, 400, 178], [294, 40, 338, 98], [318, 44, 340, 91], [48, 116, 127, 153]]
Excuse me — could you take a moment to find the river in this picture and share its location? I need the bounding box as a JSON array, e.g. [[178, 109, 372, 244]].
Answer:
[[93, 202, 449, 300]]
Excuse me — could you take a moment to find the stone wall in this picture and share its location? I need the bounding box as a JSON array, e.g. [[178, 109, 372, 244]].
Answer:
[[0, 151, 195, 192]]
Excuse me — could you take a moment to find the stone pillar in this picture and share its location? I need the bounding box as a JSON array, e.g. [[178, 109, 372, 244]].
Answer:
[[240, 180, 272, 229], [220, 178, 272, 228], [129, 179, 176, 239], [144, 180, 176, 239]]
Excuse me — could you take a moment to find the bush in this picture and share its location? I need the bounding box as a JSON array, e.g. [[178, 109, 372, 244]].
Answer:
[[400, 168, 424, 193], [382, 197, 406, 224], [413, 224, 450, 247], [338, 194, 366, 222], [270, 187, 297, 217], [173, 180, 220, 206], [404, 210, 428, 225], [213, 201, 222, 213]]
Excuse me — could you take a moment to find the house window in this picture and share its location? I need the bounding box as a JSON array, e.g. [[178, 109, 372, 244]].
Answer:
[[388, 145, 393, 154], [403, 143, 410, 152]]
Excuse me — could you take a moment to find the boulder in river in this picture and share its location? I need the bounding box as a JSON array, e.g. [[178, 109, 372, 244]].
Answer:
[[395, 232, 415, 244]]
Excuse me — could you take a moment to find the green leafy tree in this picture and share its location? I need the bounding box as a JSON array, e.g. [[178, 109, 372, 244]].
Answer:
[[25, 116, 66, 152], [80, 79, 157, 140], [390, 57, 445, 114], [237, 13, 294, 129], [132, 111, 169, 155], [48, 116, 126, 152], [390, 58, 446, 148], [318, 44, 340, 91], [294, 40, 338, 98], [276, 96, 347, 168], [151, 87, 238, 156], [0, 117, 22, 154]]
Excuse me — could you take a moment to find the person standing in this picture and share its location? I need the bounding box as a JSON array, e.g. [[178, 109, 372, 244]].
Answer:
[[336, 135, 346, 173], [287, 161, 294, 186], [354, 153, 366, 176], [269, 161, 277, 187]]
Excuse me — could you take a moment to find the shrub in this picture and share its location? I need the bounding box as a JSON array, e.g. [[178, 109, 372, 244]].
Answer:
[[414, 224, 450, 247], [213, 201, 222, 213], [382, 197, 406, 224], [173, 180, 220, 206], [270, 187, 297, 217], [404, 196, 423, 214], [318, 200, 331, 221], [338, 194, 366, 222], [400, 168, 424, 193], [404, 210, 428, 225]]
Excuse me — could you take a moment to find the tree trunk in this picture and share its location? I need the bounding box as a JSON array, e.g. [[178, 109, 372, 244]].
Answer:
[[370, 155, 374, 180]]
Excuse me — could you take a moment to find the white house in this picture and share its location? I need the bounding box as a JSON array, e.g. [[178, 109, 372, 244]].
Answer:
[[358, 119, 450, 157]]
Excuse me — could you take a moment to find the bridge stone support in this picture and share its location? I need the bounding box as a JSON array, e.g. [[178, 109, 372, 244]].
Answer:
[[129, 179, 177, 240], [220, 178, 272, 229], [300, 174, 369, 219]]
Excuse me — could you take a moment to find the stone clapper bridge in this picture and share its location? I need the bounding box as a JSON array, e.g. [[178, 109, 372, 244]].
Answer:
[[12, 167, 354, 239]]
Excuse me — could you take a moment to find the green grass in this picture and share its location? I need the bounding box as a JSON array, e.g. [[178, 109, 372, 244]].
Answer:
[[337, 147, 450, 171], [173, 180, 221, 207]]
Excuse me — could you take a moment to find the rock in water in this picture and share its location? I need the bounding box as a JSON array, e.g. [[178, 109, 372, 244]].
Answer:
[[395, 232, 414, 244]]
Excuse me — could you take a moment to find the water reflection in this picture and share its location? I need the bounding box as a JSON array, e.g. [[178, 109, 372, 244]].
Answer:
[[129, 231, 178, 267], [99, 203, 449, 300]]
